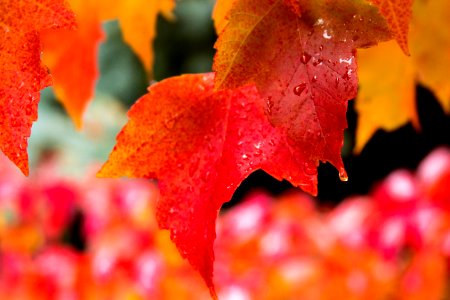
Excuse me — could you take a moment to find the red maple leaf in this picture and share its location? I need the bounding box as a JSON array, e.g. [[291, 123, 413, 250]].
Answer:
[[0, 0, 75, 175], [98, 73, 328, 296], [213, 0, 392, 180]]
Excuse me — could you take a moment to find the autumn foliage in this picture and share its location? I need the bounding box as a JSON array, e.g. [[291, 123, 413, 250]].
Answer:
[[1, 0, 449, 297]]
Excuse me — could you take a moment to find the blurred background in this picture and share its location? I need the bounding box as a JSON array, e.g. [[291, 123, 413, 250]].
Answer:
[[1, 0, 450, 299]]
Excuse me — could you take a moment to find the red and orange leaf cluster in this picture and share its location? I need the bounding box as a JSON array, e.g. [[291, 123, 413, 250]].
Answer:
[[0, 0, 75, 175], [100, 0, 402, 294]]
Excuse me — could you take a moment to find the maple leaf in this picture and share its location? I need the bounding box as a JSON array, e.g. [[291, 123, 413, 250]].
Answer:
[[212, 0, 236, 34], [411, 0, 450, 113], [366, 0, 413, 54], [0, 0, 76, 175], [98, 0, 175, 72], [98, 73, 329, 296], [355, 0, 450, 151], [41, 0, 104, 129], [42, 0, 175, 128], [213, 0, 391, 180], [355, 40, 418, 153]]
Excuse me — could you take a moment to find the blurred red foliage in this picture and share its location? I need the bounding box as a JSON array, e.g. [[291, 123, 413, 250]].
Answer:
[[1, 147, 449, 299]]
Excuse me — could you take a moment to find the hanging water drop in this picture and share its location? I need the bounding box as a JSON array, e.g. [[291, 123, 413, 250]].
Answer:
[[339, 168, 348, 182], [301, 52, 312, 64], [323, 30, 332, 39], [293, 83, 307, 96]]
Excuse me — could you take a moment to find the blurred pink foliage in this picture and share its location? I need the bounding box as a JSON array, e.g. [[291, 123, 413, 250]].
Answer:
[[0, 147, 449, 299]]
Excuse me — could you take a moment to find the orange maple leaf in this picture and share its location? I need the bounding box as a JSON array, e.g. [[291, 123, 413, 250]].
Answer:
[[366, 0, 413, 54], [0, 0, 75, 175], [42, 0, 175, 128], [41, 0, 104, 129]]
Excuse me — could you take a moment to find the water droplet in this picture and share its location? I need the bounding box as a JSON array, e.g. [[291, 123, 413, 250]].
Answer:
[[342, 69, 353, 80], [323, 30, 332, 39], [25, 106, 32, 116], [335, 77, 340, 87], [201, 171, 211, 181], [242, 154, 249, 160], [268, 139, 275, 146], [312, 58, 323, 67], [339, 168, 348, 182], [188, 158, 199, 176], [316, 18, 325, 26], [303, 161, 318, 176], [301, 52, 312, 64], [164, 118, 175, 129], [266, 96, 274, 115], [293, 83, 307, 96], [339, 57, 353, 65], [207, 143, 214, 151], [311, 75, 318, 83], [319, 45, 324, 51]]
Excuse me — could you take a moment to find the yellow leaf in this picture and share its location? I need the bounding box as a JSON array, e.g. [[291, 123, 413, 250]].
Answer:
[[99, 0, 175, 72], [412, 0, 450, 112], [355, 0, 450, 151], [356, 40, 416, 153]]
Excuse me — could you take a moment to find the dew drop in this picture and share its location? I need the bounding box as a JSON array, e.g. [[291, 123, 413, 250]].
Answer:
[[164, 118, 175, 129], [293, 83, 307, 96], [242, 154, 249, 160], [339, 168, 348, 182], [311, 75, 318, 83], [303, 161, 318, 176], [323, 30, 332, 39], [266, 96, 274, 115], [335, 77, 340, 87], [201, 171, 211, 182], [342, 69, 353, 80], [319, 45, 324, 51], [301, 52, 312, 64]]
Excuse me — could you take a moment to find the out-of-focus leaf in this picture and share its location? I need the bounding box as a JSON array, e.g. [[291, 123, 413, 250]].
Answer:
[[0, 0, 75, 175], [355, 41, 417, 153]]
